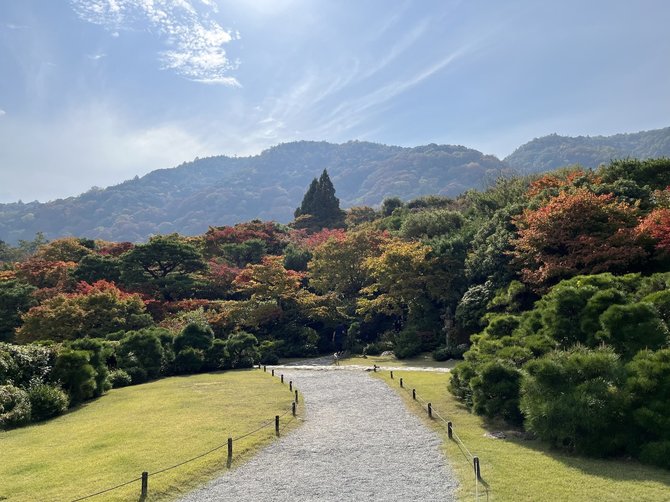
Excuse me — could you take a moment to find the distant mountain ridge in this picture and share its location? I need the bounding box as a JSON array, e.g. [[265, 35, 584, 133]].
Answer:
[[504, 126, 670, 172], [1, 126, 669, 244]]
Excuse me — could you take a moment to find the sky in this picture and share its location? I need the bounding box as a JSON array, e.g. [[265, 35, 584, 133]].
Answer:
[[1, 0, 669, 203]]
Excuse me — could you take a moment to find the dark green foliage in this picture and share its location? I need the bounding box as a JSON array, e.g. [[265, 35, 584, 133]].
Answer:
[[71, 254, 122, 284], [400, 209, 464, 239], [0, 280, 37, 342], [283, 243, 311, 272], [117, 330, 164, 380], [597, 303, 669, 359], [225, 331, 259, 368], [204, 339, 229, 371], [470, 360, 523, 424], [68, 338, 111, 397], [0, 385, 31, 428], [294, 169, 346, 230], [394, 328, 422, 359], [381, 197, 404, 217], [108, 369, 132, 388], [455, 281, 495, 333], [174, 323, 214, 354], [432, 343, 468, 361], [599, 157, 670, 191], [175, 347, 205, 374], [521, 347, 629, 456], [53, 349, 97, 404], [27, 383, 68, 421], [219, 239, 267, 267]]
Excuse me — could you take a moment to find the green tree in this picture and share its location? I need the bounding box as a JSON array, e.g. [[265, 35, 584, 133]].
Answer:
[[0, 280, 37, 342], [294, 170, 345, 230]]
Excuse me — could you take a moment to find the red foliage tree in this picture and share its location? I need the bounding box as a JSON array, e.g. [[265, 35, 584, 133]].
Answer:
[[637, 208, 670, 256], [512, 189, 646, 288]]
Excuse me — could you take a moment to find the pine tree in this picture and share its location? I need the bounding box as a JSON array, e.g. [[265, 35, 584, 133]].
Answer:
[[294, 169, 345, 230]]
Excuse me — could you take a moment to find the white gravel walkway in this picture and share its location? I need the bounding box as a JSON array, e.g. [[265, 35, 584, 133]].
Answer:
[[179, 368, 457, 501]]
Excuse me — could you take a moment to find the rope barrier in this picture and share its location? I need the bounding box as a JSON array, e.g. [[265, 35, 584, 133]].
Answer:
[[70, 368, 298, 501]]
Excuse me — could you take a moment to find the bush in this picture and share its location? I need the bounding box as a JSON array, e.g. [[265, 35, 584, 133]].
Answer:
[[27, 383, 68, 421], [260, 352, 279, 365], [117, 330, 164, 379], [639, 441, 670, 469], [204, 339, 229, 371], [174, 323, 214, 353], [0, 385, 31, 428], [108, 369, 132, 388], [432, 343, 469, 361], [394, 328, 422, 359], [175, 348, 205, 374], [225, 331, 259, 368], [124, 366, 148, 385], [53, 349, 97, 405], [471, 360, 523, 425]]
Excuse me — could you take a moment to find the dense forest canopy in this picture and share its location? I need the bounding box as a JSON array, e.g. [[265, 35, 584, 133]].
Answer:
[[2, 156, 670, 471], [1, 126, 669, 244]]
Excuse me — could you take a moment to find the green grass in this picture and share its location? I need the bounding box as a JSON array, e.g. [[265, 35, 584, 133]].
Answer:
[[342, 352, 459, 369], [0, 370, 299, 502], [375, 369, 670, 501]]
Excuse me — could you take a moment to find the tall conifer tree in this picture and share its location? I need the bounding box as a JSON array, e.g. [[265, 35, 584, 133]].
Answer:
[[294, 169, 345, 230]]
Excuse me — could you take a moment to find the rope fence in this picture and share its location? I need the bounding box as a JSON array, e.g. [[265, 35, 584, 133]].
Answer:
[[386, 368, 490, 502], [70, 367, 299, 502]]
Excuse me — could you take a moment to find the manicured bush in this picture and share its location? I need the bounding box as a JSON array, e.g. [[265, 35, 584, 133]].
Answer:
[[108, 369, 132, 388], [117, 330, 164, 379], [639, 441, 670, 470], [225, 331, 259, 368], [69, 338, 111, 397], [0, 385, 31, 428], [259, 352, 279, 365], [175, 347, 205, 374], [53, 349, 97, 405], [123, 366, 148, 385], [174, 323, 214, 353], [394, 328, 422, 359], [471, 360, 523, 425], [204, 339, 229, 371], [27, 383, 68, 421]]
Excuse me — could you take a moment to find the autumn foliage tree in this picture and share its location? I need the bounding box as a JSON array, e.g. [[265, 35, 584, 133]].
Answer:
[[512, 188, 646, 288]]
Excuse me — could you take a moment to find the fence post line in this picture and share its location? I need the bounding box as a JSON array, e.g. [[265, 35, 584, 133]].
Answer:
[[275, 415, 280, 436], [473, 456, 481, 479], [227, 437, 233, 468], [263, 365, 266, 372], [289, 381, 293, 391], [428, 403, 432, 418], [447, 421, 453, 439], [271, 369, 275, 376], [412, 389, 416, 400], [141, 471, 148, 498], [390, 370, 394, 379], [399, 377, 403, 388], [281, 374, 284, 384], [295, 389, 299, 403], [292, 401, 296, 416]]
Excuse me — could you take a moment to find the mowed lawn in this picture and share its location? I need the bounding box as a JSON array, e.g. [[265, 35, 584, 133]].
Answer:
[[377, 369, 670, 502], [0, 370, 297, 502]]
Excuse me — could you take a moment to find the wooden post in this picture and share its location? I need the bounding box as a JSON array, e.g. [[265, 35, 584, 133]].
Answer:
[[141, 471, 148, 498], [227, 437, 233, 468], [281, 374, 284, 384], [292, 401, 296, 416], [390, 371, 394, 379], [295, 389, 299, 403], [263, 365, 266, 372], [473, 456, 481, 479], [412, 389, 416, 400], [428, 403, 432, 418], [399, 377, 403, 388], [447, 421, 453, 439], [289, 381, 293, 391], [271, 369, 275, 376], [275, 415, 280, 436]]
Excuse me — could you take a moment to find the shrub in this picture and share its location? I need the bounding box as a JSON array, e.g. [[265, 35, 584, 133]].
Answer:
[[117, 330, 164, 379], [124, 366, 148, 384], [471, 360, 523, 425], [27, 383, 68, 421], [53, 349, 96, 404], [204, 339, 229, 371], [174, 322, 214, 353], [225, 331, 259, 368], [394, 328, 422, 359], [69, 338, 111, 397], [432, 343, 469, 361], [639, 441, 670, 469], [108, 369, 132, 388], [0, 385, 31, 428], [259, 352, 279, 365], [175, 347, 205, 374]]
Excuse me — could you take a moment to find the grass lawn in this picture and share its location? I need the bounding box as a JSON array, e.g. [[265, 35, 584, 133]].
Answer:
[[376, 369, 670, 501], [0, 370, 298, 502], [341, 352, 459, 369]]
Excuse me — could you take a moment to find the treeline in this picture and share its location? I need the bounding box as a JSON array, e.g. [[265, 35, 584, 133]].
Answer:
[[1, 160, 670, 470]]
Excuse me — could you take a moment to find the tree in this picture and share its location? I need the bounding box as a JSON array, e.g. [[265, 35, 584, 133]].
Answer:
[[120, 234, 207, 300], [511, 189, 646, 289], [0, 280, 37, 342], [117, 329, 165, 380], [294, 170, 345, 230]]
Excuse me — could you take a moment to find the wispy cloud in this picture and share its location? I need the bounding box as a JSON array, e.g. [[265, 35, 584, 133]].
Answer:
[[70, 0, 240, 85], [87, 53, 106, 60], [0, 109, 6, 117]]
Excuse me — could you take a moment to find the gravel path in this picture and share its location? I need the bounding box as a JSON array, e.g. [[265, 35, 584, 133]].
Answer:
[[180, 368, 457, 501]]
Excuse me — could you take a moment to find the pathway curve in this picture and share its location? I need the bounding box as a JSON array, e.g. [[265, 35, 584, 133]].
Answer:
[[180, 368, 457, 501]]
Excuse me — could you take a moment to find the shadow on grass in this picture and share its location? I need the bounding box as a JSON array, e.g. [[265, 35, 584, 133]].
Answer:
[[506, 437, 670, 486]]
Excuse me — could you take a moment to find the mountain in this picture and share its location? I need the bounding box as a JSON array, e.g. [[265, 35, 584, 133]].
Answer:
[[0, 141, 507, 244], [504, 127, 670, 171]]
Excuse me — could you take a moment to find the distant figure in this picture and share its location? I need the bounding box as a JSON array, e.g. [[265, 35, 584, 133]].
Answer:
[[332, 323, 347, 351]]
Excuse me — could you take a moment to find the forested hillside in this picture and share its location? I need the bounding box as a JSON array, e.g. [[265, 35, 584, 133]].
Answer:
[[505, 126, 670, 171], [2, 158, 670, 470], [0, 142, 506, 244]]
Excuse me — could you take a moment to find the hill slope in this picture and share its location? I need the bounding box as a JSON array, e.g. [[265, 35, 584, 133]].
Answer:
[[0, 141, 506, 243], [504, 127, 670, 171]]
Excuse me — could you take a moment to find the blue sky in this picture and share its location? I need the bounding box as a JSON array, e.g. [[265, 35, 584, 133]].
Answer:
[[1, 0, 669, 203]]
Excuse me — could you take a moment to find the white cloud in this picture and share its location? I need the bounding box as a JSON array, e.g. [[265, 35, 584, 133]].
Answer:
[[0, 109, 5, 117], [71, 0, 240, 85], [87, 53, 106, 60]]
